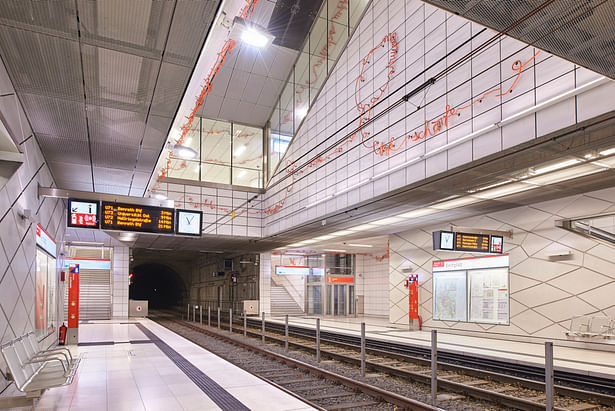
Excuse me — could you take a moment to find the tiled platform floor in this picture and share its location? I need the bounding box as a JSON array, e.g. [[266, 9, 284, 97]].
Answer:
[[267, 314, 615, 379], [32, 319, 314, 411]]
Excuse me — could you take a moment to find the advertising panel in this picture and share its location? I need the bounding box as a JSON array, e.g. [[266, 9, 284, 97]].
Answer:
[[68, 264, 79, 329]]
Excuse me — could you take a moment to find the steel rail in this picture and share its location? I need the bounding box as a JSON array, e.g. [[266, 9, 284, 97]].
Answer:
[[158, 317, 440, 411]]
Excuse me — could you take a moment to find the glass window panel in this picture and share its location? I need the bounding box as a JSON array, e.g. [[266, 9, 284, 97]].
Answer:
[[309, 16, 329, 99], [232, 167, 262, 188], [167, 158, 200, 181], [269, 100, 281, 178], [233, 124, 262, 173], [279, 79, 294, 136], [202, 118, 231, 167], [328, 20, 348, 63], [294, 50, 310, 132], [201, 162, 230, 185], [35, 249, 48, 337], [433, 270, 467, 322], [329, 0, 350, 29], [469, 268, 509, 325], [349, 0, 370, 29]]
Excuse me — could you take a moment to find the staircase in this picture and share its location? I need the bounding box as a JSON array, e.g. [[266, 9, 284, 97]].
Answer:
[[270, 285, 304, 316]]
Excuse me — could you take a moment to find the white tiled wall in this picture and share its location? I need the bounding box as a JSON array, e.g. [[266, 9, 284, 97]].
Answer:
[[0, 60, 66, 389], [154, 182, 263, 238], [112, 246, 129, 318], [389, 186, 615, 343], [355, 254, 389, 317], [262, 0, 615, 236]]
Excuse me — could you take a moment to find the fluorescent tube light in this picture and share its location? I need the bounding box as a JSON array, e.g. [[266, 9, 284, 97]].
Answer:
[[371, 216, 406, 225], [347, 243, 373, 248], [431, 197, 481, 210], [313, 235, 335, 241], [329, 230, 354, 236], [533, 159, 580, 175], [523, 164, 605, 185], [398, 208, 438, 219], [348, 224, 378, 231], [600, 147, 615, 156], [473, 182, 537, 199], [324, 249, 347, 253]]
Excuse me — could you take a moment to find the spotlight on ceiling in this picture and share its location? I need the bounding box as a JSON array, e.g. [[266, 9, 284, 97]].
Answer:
[[229, 17, 274, 49], [172, 144, 198, 159]]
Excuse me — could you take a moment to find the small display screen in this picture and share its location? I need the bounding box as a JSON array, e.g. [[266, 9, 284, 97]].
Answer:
[[176, 209, 202, 236], [100, 201, 174, 234], [490, 235, 504, 254], [439, 231, 455, 250], [455, 232, 490, 252], [68, 199, 99, 229]]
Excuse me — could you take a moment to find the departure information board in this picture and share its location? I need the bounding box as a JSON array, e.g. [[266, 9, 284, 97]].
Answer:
[[100, 201, 174, 234], [455, 232, 490, 252], [433, 231, 503, 253]]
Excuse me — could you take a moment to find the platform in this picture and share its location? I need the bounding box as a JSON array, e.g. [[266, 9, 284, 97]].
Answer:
[[267, 315, 615, 380], [32, 319, 314, 411]]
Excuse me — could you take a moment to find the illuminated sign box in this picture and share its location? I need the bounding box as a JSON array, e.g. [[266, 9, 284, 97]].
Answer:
[[68, 198, 99, 229], [100, 201, 174, 234], [275, 266, 310, 275]]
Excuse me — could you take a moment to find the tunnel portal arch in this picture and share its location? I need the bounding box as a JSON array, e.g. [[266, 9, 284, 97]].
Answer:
[[130, 263, 187, 309]]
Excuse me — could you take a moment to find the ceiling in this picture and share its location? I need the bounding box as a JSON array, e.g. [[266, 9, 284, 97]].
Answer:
[[0, 0, 221, 196], [423, 0, 615, 80]]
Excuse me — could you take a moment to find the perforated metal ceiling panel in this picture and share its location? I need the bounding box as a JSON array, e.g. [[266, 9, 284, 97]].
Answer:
[[0, 0, 221, 195], [423, 0, 615, 80]]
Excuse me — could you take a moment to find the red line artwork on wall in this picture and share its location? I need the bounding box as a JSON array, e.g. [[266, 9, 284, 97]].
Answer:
[[173, 27, 538, 221]]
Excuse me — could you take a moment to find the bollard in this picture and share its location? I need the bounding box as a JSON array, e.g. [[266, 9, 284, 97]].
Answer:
[[200, 306, 202, 325], [261, 312, 265, 344], [316, 318, 321, 363], [187, 304, 190, 321], [361, 322, 366, 377], [193, 306, 196, 322], [545, 342, 554, 411], [217, 308, 220, 329], [208, 306, 211, 327], [285, 315, 289, 352], [431, 330, 437, 405], [243, 311, 247, 337], [229, 308, 233, 333]]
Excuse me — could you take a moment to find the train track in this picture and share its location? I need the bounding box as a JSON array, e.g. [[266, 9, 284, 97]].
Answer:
[[151, 313, 439, 411], [170, 311, 615, 411]]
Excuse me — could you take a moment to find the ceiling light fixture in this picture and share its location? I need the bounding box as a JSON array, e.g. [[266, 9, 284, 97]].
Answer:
[[229, 17, 274, 49], [324, 249, 346, 253], [371, 216, 405, 225], [473, 182, 537, 199], [347, 243, 373, 248], [431, 196, 481, 210], [172, 144, 198, 159], [600, 147, 615, 156], [348, 223, 378, 231], [152, 192, 167, 200]]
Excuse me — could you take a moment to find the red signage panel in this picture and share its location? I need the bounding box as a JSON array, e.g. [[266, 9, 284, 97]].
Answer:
[[327, 276, 354, 283], [68, 264, 79, 329]]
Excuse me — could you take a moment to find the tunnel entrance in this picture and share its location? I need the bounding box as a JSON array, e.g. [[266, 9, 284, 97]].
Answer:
[[130, 263, 186, 309]]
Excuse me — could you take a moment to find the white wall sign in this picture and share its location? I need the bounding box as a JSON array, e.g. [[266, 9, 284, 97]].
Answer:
[[36, 224, 56, 258], [64, 258, 111, 270], [275, 265, 310, 275], [432, 255, 509, 272]]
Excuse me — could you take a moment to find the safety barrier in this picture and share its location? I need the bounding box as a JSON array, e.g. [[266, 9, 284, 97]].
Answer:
[[0, 332, 80, 393]]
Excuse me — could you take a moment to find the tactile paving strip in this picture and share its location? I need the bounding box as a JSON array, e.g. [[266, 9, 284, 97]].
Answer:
[[135, 323, 249, 411]]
